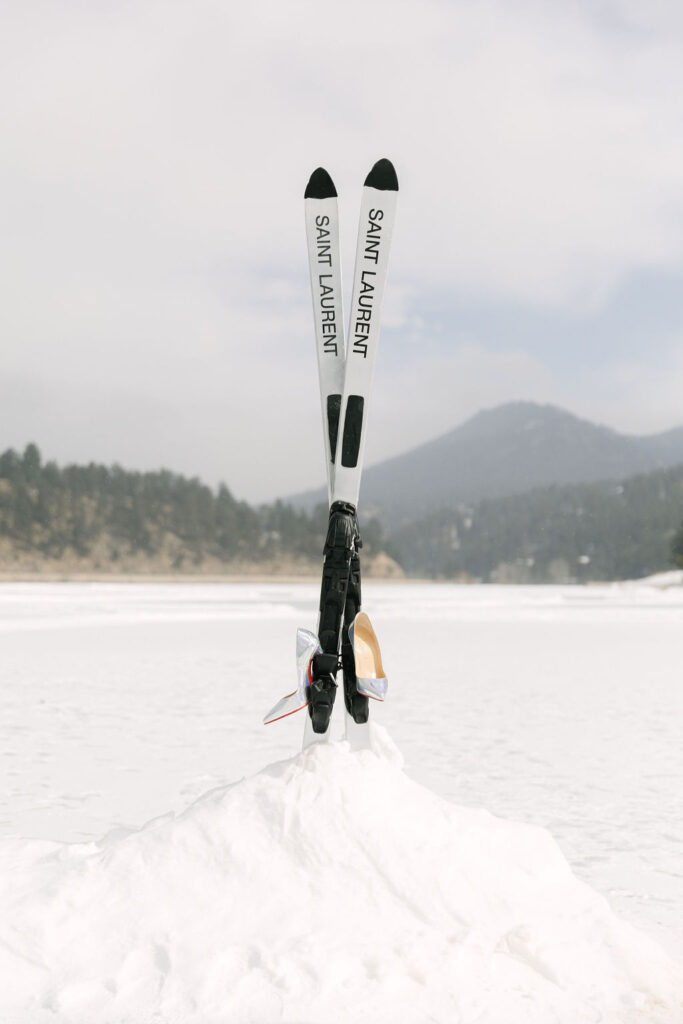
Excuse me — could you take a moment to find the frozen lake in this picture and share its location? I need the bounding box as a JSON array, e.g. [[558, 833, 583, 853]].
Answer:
[[0, 580, 681, 961]]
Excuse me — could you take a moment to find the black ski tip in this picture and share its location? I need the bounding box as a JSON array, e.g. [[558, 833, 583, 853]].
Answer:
[[305, 167, 337, 199], [364, 158, 398, 192]]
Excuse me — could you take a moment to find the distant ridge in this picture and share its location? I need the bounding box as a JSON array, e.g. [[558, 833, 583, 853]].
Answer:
[[288, 402, 683, 525]]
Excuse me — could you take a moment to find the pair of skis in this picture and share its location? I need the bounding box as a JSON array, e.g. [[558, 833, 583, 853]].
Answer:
[[264, 158, 398, 745]]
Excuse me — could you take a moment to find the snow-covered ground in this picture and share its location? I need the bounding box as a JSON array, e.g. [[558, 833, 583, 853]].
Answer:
[[1, 581, 682, 1022]]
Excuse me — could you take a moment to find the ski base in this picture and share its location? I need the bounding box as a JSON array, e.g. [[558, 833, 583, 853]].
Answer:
[[344, 711, 371, 750], [302, 714, 332, 750]]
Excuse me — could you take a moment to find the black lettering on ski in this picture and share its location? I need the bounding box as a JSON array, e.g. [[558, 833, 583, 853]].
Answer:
[[352, 271, 376, 356], [319, 276, 334, 306], [364, 209, 384, 264], [318, 274, 337, 354], [315, 216, 332, 266]]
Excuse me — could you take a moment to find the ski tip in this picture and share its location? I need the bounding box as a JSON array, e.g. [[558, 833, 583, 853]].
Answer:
[[364, 158, 398, 192], [305, 167, 337, 200]]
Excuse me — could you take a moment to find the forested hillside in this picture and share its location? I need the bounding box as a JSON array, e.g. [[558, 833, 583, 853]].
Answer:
[[3, 443, 683, 582], [390, 465, 683, 582], [0, 445, 388, 575]]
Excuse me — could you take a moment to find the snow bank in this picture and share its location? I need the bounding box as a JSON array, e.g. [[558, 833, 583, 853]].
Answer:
[[627, 569, 683, 589], [1, 728, 681, 1024]]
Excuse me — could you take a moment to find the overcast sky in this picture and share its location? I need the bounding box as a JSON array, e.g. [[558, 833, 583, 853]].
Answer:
[[3, 0, 683, 501]]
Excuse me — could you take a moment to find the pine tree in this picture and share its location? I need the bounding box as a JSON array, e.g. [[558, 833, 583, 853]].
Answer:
[[671, 521, 683, 569]]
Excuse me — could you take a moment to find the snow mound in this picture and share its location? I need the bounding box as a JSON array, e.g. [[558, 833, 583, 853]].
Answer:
[[1, 727, 681, 1024], [629, 569, 683, 589]]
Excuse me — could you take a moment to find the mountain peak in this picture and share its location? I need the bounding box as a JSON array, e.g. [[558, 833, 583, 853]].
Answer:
[[452, 402, 617, 441], [288, 403, 683, 526]]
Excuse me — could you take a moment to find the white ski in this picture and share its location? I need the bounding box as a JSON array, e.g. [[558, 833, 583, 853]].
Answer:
[[304, 168, 346, 503], [332, 159, 398, 507], [265, 159, 398, 749], [301, 166, 346, 747]]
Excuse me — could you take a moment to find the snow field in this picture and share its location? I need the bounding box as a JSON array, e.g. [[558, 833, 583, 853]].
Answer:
[[1, 580, 682, 1022], [1, 727, 681, 1023]]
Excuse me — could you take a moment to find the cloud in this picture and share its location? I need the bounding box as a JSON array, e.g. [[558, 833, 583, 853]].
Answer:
[[582, 339, 683, 435], [365, 339, 560, 463], [2, 0, 683, 498]]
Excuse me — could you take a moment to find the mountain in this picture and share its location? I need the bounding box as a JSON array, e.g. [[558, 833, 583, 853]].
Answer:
[[289, 403, 683, 526]]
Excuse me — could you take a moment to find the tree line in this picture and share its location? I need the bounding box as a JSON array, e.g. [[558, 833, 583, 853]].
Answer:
[[389, 465, 683, 582], [2, 443, 683, 580], [0, 444, 383, 570]]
